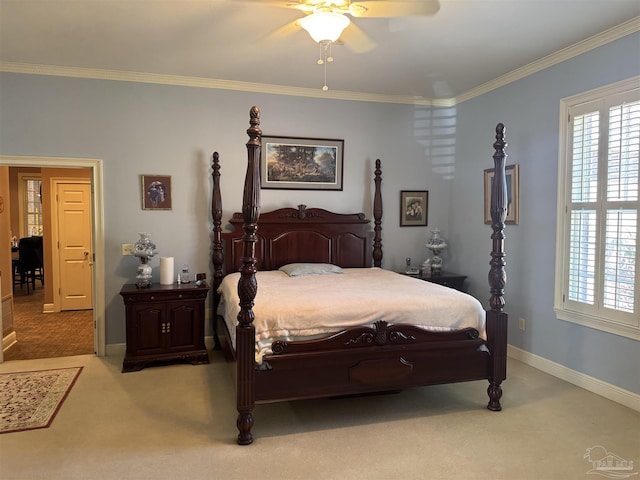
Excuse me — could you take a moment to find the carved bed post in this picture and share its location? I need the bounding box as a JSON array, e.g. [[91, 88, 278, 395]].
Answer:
[[211, 152, 223, 350], [373, 159, 383, 267], [486, 123, 509, 411], [236, 106, 262, 445]]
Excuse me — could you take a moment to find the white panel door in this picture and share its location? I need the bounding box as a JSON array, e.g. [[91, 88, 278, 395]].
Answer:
[[57, 182, 93, 311]]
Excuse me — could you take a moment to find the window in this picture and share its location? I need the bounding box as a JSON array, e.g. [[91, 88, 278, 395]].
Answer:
[[555, 77, 639, 340], [18, 173, 43, 237]]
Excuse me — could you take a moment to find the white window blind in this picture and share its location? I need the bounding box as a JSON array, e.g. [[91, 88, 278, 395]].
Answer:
[[555, 78, 640, 339]]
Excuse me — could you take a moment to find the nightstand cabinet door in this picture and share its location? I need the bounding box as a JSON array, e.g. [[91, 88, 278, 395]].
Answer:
[[120, 283, 210, 372], [129, 303, 165, 356], [165, 302, 204, 353]]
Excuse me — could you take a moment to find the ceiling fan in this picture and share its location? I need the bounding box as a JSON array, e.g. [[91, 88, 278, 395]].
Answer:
[[242, 1, 441, 90], [253, 1, 441, 53]]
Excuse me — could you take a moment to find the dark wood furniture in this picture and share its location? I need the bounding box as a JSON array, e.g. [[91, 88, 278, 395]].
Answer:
[[120, 283, 209, 372], [16, 236, 44, 294], [422, 271, 467, 291], [212, 106, 509, 445]]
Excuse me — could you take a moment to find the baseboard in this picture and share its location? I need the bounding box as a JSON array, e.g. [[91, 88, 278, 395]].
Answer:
[[105, 342, 125, 357], [204, 335, 216, 350], [43, 303, 55, 314], [507, 345, 640, 412], [2, 331, 17, 352]]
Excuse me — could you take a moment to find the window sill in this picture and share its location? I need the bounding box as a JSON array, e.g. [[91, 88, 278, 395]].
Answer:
[[555, 307, 640, 340]]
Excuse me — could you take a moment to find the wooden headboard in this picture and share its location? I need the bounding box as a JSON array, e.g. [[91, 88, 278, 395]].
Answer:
[[221, 205, 375, 274]]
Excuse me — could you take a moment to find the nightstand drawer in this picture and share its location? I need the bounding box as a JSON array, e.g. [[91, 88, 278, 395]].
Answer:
[[124, 290, 206, 303], [423, 272, 467, 291]]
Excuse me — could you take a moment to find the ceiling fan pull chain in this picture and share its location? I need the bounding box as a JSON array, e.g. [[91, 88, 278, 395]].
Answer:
[[323, 59, 329, 91], [320, 40, 331, 91]]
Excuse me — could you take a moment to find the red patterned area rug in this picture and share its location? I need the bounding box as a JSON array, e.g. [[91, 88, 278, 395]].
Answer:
[[0, 367, 83, 434]]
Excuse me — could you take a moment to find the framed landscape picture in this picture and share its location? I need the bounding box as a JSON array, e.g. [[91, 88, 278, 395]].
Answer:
[[400, 190, 429, 226], [260, 136, 343, 190]]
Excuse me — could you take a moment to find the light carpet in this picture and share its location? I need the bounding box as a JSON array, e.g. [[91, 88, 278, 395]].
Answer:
[[0, 367, 83, 434], [1, 354, 638, 480]]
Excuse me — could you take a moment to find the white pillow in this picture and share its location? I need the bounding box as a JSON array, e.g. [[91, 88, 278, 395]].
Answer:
[[279, 263, 344, 277]]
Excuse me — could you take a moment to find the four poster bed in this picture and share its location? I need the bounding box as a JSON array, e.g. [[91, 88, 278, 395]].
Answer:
[[212, 106, 509, 445]]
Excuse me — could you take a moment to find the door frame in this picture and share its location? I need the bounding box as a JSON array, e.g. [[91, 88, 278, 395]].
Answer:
[[0, 156, 105, 357]]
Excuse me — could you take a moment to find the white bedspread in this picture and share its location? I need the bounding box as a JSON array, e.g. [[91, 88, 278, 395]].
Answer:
[[217, 267, 486, 362]]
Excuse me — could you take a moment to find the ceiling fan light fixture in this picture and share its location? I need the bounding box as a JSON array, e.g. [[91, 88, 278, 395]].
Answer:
[[299, 11, 350, 43]]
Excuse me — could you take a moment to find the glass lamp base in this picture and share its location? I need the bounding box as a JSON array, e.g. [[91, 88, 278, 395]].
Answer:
[[430, 253, 443, 274], [136, 263, 152, 288]]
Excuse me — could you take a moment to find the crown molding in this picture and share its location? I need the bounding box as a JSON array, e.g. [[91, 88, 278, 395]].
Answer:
[[1, 17, 637, 107], [0, 61, 449, 106], [454, 16, 640, 104]]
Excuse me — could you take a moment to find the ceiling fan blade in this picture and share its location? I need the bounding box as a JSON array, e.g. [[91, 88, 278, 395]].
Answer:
[[350, 0, 440, 18], [340, 22, 377, 54], [265, 18, 303, 41], [234, 0, 313, 13]]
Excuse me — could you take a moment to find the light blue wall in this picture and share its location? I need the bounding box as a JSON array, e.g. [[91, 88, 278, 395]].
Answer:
[[1, 31, 638, 395], [0, 74, 449, 345], [450, 32, 640, 394]]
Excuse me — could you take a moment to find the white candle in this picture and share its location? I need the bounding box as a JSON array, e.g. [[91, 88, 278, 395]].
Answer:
[[160, 257, 174, 285]]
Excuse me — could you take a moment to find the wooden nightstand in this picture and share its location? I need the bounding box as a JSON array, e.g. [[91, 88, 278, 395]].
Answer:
[[421, 271, 467, 291], [120, 282, 210, 372]]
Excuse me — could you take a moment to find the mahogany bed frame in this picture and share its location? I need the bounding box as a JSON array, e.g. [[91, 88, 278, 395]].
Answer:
[[212, 106, 509, 445]]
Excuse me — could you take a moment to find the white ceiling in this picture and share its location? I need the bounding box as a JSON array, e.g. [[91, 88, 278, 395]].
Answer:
[[1, 0, 639, 101]]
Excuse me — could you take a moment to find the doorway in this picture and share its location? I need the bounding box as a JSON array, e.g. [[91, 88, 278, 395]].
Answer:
[[0, 156, 105, 362]]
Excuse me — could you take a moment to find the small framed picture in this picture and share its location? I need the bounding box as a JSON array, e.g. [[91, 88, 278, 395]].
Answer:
[[141, 175, 172, 210], [484, 164, 519, 225], [400, 190, 429, 227]]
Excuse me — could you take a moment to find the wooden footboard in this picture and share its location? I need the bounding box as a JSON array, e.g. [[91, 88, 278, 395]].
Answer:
[[211, 107, 509, 445], [257, 322, 489, 403], [215, 316, 491, 403]]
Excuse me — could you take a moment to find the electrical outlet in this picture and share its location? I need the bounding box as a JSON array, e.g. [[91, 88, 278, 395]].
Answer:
[[519, 318, 526, 331], [122, 243, 134, 256]]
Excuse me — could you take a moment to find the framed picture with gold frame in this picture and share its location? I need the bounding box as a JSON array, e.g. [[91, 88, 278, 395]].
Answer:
[[141, 174, 172, 210], [484, 164, 518, 225], [400, 190, 429, 227]]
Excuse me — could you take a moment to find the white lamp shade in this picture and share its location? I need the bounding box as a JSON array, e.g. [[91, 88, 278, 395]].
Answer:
[[300, 11, 350, 43]]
